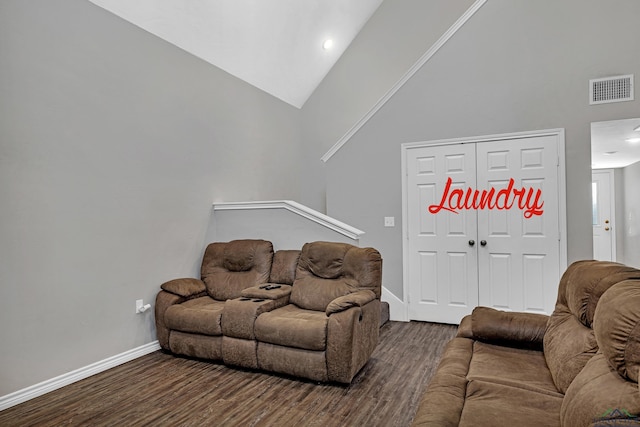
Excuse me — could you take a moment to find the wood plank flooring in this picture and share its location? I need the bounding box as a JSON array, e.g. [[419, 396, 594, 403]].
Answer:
[[0, 321, 457, 427]]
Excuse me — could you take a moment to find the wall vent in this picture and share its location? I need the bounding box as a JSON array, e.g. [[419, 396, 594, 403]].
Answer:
[[590, 74, 634, 105]]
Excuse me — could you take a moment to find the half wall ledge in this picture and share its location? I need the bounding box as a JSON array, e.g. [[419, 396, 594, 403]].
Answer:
[[212, 200, 365, 241]]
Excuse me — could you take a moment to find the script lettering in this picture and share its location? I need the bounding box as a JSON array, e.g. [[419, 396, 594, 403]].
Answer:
[[428, 177, 544, 218]]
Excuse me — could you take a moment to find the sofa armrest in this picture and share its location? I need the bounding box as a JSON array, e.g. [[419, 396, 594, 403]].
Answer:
[[241, 284, 292, 300], [326, 290, 376, 316], [160, 278, 206, 298], [155, 279, 205, 351], [326, 298, 380, 383], [456, 315, 473, 338], [470, 306, 549, 350]]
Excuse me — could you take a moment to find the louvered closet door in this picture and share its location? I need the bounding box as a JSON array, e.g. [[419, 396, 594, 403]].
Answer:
[[476, 135, 560, 314]]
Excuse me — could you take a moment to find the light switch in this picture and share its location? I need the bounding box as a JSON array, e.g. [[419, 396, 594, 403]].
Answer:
[[384, 217, 395, 227]]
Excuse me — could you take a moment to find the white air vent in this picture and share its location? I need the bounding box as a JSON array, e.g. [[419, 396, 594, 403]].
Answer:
[[590, 74, 634, 105]]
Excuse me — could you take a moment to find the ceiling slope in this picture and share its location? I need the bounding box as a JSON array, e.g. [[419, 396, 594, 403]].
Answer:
[[88, 0, 384, 108]]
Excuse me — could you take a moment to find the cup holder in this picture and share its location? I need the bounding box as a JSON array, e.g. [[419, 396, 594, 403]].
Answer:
[[259, 284, 282, 291], [252, 299, 265, 302]]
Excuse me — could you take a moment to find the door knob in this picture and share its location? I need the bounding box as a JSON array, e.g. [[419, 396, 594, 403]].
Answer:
[[480, 240, 487, 246], [469, 240, 475, 246], [605, 227, 610, 231], [605, 220, 610, 224]]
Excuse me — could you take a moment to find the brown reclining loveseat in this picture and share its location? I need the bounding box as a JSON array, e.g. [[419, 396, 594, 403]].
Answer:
[[155, 239, 383, 384], [412, 260, 640, 426]]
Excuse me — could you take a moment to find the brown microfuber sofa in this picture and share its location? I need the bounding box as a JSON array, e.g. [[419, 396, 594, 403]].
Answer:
[[412, 260, 640, 427], [155, 239, 383, 384]]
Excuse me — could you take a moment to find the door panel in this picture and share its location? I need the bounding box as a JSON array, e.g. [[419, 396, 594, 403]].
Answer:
[[523, 254, 546, 311], [416, 251, 438, 303], [487, 253, 511, 309]]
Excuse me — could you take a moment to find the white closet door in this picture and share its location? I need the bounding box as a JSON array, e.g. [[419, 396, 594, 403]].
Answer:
[[404, 132, 563, 323], [476, 135, 560, 314], [406, 143, 479, 324]]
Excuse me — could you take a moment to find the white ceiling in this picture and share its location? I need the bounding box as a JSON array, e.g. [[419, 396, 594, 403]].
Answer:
[[591, 118, 640, 169], [88, 0, 384, 108]]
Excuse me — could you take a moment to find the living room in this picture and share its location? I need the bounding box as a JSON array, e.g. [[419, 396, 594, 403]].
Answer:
[[1, 1, 639, 424]]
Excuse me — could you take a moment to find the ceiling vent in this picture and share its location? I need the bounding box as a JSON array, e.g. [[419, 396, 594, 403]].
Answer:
[[590, 74, 634, 105]]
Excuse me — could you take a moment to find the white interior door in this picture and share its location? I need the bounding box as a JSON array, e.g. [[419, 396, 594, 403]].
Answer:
[[476, 136, 560, 314], [592, 169, 615, 261], [406, 143, 478, 324], [404, 131, 565, 324]]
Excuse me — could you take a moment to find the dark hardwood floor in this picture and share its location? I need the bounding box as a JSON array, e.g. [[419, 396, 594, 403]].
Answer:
[[0, 321, 457, 427]]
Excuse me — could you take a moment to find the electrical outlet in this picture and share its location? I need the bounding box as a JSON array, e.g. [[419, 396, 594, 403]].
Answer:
[[384, 217, 395, 227], [136, 299, 151, 314]]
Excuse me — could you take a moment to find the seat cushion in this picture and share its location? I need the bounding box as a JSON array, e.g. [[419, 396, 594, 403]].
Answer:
[[453, 340, 563, 427], [254, 304, 328, 351], [467, 341, 560, 396], [413, 338, 563, 427], [459, 379, 562, 427], [164, 296, 224, 336]]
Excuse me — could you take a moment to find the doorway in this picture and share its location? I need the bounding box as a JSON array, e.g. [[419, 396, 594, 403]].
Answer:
[[591, 169, 615, 261], [591, 118, 640, 267], [402, 129, 567, 324]]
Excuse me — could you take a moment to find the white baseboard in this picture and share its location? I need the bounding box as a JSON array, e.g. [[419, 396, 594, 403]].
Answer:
[[382, 286, 408, 322], [0, 341, 161, 411]]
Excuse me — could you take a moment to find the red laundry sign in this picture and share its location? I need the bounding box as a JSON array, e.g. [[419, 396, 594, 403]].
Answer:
[[428, 177, 544, 218]]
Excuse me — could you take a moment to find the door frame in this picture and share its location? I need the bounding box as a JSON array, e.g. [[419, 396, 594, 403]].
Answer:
[[401, 128, 568, 321]]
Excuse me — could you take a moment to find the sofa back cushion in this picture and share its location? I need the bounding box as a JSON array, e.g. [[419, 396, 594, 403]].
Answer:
[[290, 241, 382, 312], [269, 250, 300, 285], [544, 260, 640, 393], [560, 280, 640, 426], [201, 239, 273, 301], [560, 352, 640, 427], [593, 279, 640, 383]]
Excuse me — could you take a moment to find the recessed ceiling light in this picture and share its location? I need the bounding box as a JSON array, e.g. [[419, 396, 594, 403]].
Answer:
[[626, 137, 640, 143], [322, 39, 333, 50]]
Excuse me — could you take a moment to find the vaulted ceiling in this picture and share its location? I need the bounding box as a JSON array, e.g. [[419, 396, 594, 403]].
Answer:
[[88, 0, 384, 108]]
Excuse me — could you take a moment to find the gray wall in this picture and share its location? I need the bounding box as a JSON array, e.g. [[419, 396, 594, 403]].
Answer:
[[0, 0, 301, 396], [209, 206, 360, 251], [320, 0, 640, 299], [622, 161, 640, 267], [300, 0, 476, 212]]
